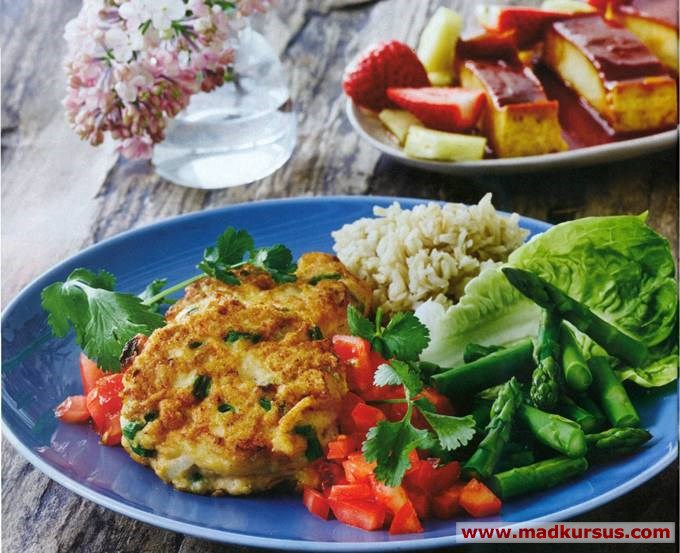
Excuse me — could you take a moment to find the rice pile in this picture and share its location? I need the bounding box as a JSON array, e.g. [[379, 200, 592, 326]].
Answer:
[[331, 194, 528, 313]]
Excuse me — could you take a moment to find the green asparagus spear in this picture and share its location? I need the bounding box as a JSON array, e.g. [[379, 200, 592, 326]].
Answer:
[[463, 378, 524, 480], [586, 427, 652, 458], [470, 399, 493, 430], [495, 444, 535, 473], [560, 323, 592, 391], [519, 403, 587, 458], [489, 456, 588, 500], [588, 356, 641, 428], [432, 338, 535, 396], [560, 395, 600, 433], [463, 343, 504, 364], [530, 310, 563, 409], [502, 268, 650, 368], [573, 393, 608, 430]]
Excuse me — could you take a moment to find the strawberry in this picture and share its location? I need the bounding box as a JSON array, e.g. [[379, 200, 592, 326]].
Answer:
[[343, 41, 429, 111], [386, 87, 486, 132]]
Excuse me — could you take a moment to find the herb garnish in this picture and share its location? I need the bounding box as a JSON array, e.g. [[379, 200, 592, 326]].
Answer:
[[309, 273, 341, 285], [348, 306, 476, 486], [347, 305, 430, 361], [192, 375, 212, 400], [224, 330, 262, 344], [259, 398, 272, 411], [188, 341, 203, 349], [40, 228, 296, 372], [308, 326, 323, 340], [218, 403, 234, 413], [294, 425, 323, 461]]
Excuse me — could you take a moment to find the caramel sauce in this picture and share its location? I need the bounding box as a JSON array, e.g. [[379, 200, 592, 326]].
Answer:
[[552, 14, 667, 84], [464, 60, 547, 107]]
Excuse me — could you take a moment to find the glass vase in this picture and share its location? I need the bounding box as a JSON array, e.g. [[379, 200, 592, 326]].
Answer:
[[152, 26, 296, 189]]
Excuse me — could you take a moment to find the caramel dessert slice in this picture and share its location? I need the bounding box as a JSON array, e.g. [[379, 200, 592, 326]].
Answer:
[[544, 14, 677, 133]]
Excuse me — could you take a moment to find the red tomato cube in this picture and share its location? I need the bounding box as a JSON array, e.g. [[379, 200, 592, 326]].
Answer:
[[328, 498, 387, 531], [389, 501, 423, 534], [432, 482, 465, 519], [303, 487, 330, 520], [459, 479, 502, 518], [54, 395, 91, 424]]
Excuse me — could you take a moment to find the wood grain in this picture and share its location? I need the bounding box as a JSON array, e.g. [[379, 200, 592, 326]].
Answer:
[[1, 1, 677, 552]]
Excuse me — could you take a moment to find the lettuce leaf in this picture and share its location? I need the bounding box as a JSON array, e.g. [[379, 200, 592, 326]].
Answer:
[[416, 214, 678, 386]]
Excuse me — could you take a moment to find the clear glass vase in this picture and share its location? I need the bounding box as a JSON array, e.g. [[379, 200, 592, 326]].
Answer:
[[152, 27, 296, 189]]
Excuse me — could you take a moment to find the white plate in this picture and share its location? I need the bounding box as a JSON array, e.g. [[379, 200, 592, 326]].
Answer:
[[347, 100, 679, 175]]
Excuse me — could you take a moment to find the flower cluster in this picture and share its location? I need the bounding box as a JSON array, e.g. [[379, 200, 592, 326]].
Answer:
[[63, 0, 273, 159]]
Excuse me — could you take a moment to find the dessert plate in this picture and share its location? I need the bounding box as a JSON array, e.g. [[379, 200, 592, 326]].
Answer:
[[347, 101, 679, 175], [2, 196, 677, 550]]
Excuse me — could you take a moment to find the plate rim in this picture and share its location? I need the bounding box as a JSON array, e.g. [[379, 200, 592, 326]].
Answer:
[[2, 195, 678, 550], [346, 100, 680, 174]]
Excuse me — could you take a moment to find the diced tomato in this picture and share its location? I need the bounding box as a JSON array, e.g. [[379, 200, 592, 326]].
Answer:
[[389, 501, 423, 534], [406, 488, 430, 520], [339, 392, 365, 434], [418, 387, 455, 416], [404, 457, 437, 494], [303, 487, 331, 520], [459, 479, 502, 518], [54, 395, 91, 424], [361, 384, 404, 402], [328, 484, 373, 501], [342, 452, 376, 484], [328, 498, 387, 531], [432, 482, 465, 519], [86, 373, 124, 445], [332, 335, 373, 392], [351, 403, 385, 434], [79, 353, 105, 395], [314, 460, 347, 495], [327, 434, 360, 460], [431, 461, 462, 495], [370, 476, 410, 514]]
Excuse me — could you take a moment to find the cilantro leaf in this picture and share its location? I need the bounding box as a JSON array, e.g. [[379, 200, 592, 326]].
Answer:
[[347, 305, 374, 341], [381, 312, 430, 361], [362, 415, 432, 486], [197, 227, 253, 284], [138, 278, 175, 312], [419, 411, 477, 451], [373, 363, 402, 387], [294, 425, 323, 461], [41, 268, 165, 371], [387, 360, 424, 396], [250, 245, 297, 283]]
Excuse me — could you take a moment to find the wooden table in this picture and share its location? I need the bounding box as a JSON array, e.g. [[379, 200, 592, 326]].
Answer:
[[2, 1, 677, 551]]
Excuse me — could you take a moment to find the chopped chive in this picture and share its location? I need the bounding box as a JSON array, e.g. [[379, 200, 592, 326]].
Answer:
[[188, 341, 203, 349], [144, 411, 158, 422], [192, 375, 211, 400], [308, 326, 323, 340], [218, 403, 234, 413], [259, 398, 272, 411], [130, 443, 156, 458], [122, 421, 146, 441], [189, 471, 203, 482], [294, 425, 323, 461], [224, 330, 262, 344], [308, 273, 341, 285]]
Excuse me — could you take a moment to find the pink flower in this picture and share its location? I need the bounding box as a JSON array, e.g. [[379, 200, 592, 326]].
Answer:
[[63, 0, 273, 160]]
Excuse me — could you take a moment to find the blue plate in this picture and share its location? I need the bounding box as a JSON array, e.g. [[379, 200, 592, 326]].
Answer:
[[2, 196, 677, 550]]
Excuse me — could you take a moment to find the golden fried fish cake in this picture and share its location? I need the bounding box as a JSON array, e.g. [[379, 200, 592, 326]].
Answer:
[[120, 253, 372, 495]]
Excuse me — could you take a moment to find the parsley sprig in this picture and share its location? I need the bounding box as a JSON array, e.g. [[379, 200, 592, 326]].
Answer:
[[41, 227, 297, 372], [349, 307, 476, 486]]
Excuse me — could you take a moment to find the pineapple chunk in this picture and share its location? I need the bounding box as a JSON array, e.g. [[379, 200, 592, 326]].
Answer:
[[378, 109, 422, 145], [540, 0, 595, 13], [427, 71, 453, 87], [417, 7, 463, 74], [404, 127, 486, 161]]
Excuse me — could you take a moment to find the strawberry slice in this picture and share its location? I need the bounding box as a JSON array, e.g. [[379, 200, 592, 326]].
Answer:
[[343, 41, 429, 111], [386, 87, 485, 132], [477, 6, 573, 48]]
